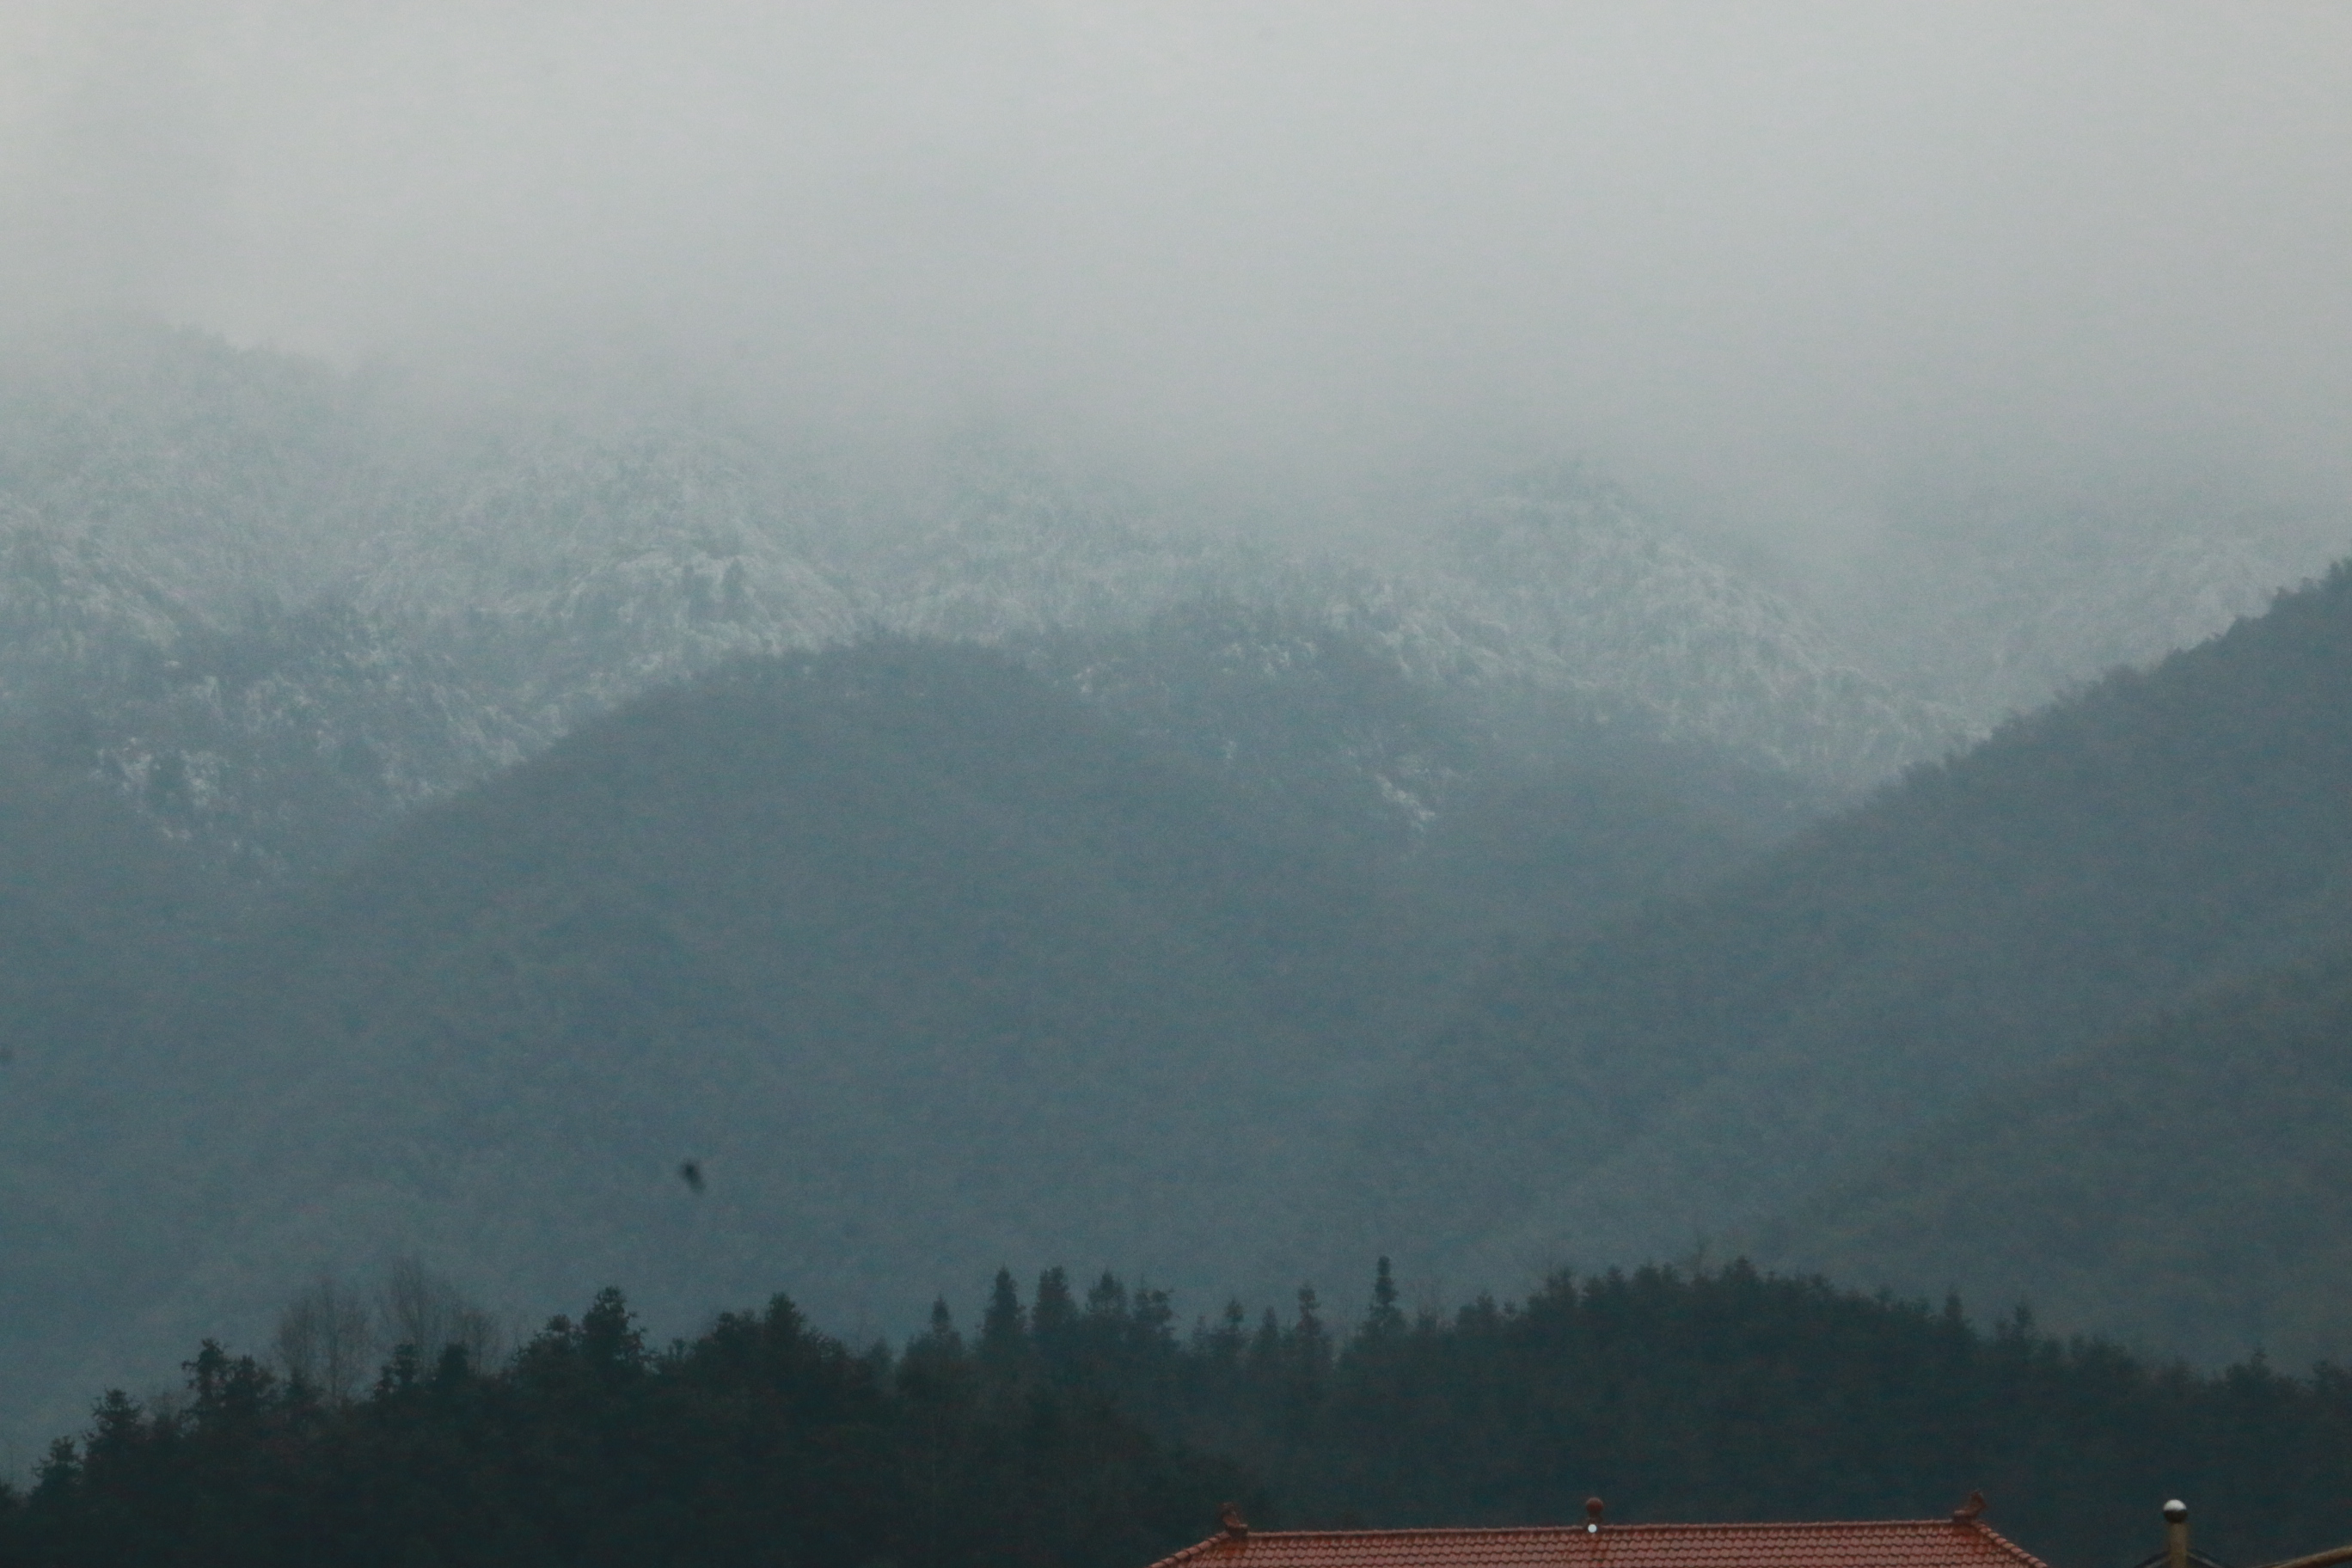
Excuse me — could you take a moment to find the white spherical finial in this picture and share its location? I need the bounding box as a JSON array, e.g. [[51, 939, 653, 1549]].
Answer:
[[2164, 1501, 2189, 1523]]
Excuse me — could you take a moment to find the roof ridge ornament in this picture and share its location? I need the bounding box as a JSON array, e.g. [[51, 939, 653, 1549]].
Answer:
[[1953, 1493, 1988, 1524], [1588, 1499, 1606, 1534], [1222, 1504, 1252, 1541]]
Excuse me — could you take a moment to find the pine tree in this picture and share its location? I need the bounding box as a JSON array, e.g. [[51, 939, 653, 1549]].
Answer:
[[981, 1267, 1027, 1373], [1364, 1257, 1405, 1338]]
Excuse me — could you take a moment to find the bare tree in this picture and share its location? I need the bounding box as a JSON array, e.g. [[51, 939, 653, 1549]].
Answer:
[[375, 1256, 505, 1370], [273, 1271, 376, 1400]]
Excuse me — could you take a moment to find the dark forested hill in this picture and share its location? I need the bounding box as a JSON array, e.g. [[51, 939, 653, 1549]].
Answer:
[[0, 625, 1800, 1464], [1021, 595, 1810, 954], [0, 742, 222, 1458], [1756, 944, 2352, 1368], [64, 643, 1441, 1408], [1317, 564, 2352, 1341], [0, 744, 213, 1063]]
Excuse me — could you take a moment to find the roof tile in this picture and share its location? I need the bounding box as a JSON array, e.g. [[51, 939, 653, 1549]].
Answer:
[[1148, 1519, 2055, 1568]]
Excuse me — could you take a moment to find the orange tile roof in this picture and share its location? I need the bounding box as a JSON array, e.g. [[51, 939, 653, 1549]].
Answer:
[[1148, 1517, 2055, 1568]]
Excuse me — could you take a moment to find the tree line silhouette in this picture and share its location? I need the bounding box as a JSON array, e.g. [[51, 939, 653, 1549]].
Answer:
[[10, 1260, 2352, 1568]]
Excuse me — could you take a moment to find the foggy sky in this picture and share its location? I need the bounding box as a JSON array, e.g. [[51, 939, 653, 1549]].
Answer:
[[3, 3, 2349, 556]]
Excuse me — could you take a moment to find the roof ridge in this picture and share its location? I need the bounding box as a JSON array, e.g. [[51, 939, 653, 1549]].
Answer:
[[1222, 1522, 2025, 1535], [1142, 1515, 2058, 1568]]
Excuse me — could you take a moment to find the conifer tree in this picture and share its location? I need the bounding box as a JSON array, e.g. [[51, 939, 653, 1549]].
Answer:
[[1363, 1257, 1405, 1338], [981, 1267, 1027, 1372]]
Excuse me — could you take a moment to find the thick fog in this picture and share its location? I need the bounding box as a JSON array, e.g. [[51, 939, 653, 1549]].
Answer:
[[6, 1, 2349, 557]]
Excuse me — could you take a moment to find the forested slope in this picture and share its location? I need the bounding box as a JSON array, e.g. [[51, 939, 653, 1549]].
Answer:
[[1320, 564, 2352, 1321], [65, 643, 1437, 1410], [0, 625, 1800, 1461], [1757, 944, 2352, 1366], [1021, 595, 1808, 952], [0, 743, 222, 1458]]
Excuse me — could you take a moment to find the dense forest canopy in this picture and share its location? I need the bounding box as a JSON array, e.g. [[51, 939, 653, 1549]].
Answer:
[[7, 1262, 2349, 1568]]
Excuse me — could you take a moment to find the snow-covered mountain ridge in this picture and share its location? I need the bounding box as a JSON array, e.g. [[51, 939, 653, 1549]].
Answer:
[[0, 328, 2323, 877]]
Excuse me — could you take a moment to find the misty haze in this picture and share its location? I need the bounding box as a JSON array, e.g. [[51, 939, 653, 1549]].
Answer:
[[3, 6, 2352, 1566]]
